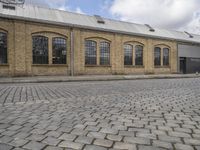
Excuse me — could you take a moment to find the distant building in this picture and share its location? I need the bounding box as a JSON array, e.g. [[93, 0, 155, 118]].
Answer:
[[0, 4, 200, 76]]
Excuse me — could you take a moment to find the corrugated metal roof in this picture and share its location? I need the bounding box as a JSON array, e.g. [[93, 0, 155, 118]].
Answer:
[[0, 4, 200, 44]]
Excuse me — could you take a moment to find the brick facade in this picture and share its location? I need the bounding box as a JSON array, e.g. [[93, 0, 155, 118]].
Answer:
[[0, 18, 178, 76]]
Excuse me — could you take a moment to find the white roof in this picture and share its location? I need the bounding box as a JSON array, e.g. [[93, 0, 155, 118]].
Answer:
[[0, 4, 200, 44]]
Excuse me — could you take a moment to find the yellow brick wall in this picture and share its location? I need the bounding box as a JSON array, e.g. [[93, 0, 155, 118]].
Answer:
[[0, 18, 178, 76]]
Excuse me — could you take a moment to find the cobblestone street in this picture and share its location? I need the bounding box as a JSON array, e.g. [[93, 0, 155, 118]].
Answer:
[[0, 78, 200, 150]]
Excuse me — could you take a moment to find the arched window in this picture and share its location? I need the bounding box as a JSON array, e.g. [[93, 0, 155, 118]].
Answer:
[[100, 41, 110, 65], [0, 32, 7, 64], [135, 45, 143, 66], [32, 36, 48, 64], [154, 47, 161, 66], [124, 44, 133, 65], [163, 48, 169, 66], [85, 40, 97, 65], [52, 37, 67, 64]]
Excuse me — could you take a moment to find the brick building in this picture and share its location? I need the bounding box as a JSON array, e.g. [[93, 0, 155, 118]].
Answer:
[[0, 4, 200, 76]]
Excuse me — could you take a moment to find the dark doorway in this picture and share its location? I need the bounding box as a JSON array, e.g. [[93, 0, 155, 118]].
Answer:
[[180, 57, 186, 74]]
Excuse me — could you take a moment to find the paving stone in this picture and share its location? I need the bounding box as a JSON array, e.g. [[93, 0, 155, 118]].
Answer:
[[158, 135, 182, 143], [45, 131, 62, 138], [94, 139, 113, 147], [23, 141, 46, 150], [75, 136, 94, 144], [12, 148, 26, 150], [7, 125, 22, 131], [100, 128, 118, 134], [174, 127, 192, 133], [136, 132, 157, 139], [30, 129, 48, 135], [13, 132, 30, 139], [106, 134, 122, 141], [42, 136, 61, 146], [58, 133, 77, 141], [58, 141, 84, 149], [9, 138, 29, 147], [85, 126, 100, 132], [71, 129, 88, 136], [184, 138, 200, 145], [44, 146, 63, 150], [124, 137, 151, 145], [175, 143, 194, 150], [118, 131, 135, 137], [153, 140, 173, 149], [113, 142, 137, 150], [168, 131, 191, 138], [26, 134, 46, 142], [195, 146, 200, 150], [87, 132, 106, 139], [0, 143, 13, 150], [138, 145, 166, 150], [84, 145, 107, 150], [0, 135, 13, 143]]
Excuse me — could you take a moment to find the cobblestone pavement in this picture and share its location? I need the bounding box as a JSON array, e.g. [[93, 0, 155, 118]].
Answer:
[[0, 78, 200, 150]]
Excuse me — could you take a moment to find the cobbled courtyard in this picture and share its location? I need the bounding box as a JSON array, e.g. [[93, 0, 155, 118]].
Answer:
[[0, 78, 200, 150]]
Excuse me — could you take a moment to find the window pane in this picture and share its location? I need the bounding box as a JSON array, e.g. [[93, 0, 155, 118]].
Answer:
[[163, 48, 169, 66], [32, 36, 48, 64], [124, 44, 133, 65], [154, 47, 161, 66], [100, 42, 110, 65], [52, 37, 67, 64], [0, 32, 7, 64], [135, 45, 143, 66], [85, 40, 97, 65]]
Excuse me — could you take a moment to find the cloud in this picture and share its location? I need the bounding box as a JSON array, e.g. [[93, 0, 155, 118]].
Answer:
[[179, 11, 200, 34], [75, 7, 85, 14], [108, 0, 200, 33]]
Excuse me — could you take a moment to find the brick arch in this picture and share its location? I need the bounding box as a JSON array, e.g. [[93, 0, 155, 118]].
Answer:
[[124, 41, 144, 46], [154, 44, 171, 49], [0, 28, 8, 33], [31, 31, 67, 39], [85, 37, 111, 43]]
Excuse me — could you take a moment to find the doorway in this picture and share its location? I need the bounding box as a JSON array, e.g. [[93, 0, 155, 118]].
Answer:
[[180, 57, 186, 74]]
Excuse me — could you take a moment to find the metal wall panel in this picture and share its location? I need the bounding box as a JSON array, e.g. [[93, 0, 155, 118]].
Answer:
[[178, 44, 200, 58]]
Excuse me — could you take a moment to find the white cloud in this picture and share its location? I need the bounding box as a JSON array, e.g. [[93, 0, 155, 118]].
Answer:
[[109, 0, 200, 33], [179, 12, 200, 34], [75, 7, 85, 14]]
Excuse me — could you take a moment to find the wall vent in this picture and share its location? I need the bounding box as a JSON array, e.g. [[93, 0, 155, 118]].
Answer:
[[2, 4, 15, 10], [94, 15, 105, 24], [145, 24, 155, 32], [184, 31, 193, 38]]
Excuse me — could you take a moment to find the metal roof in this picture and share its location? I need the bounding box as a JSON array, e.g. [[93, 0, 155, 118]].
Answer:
[[0, 4, 200, 44]]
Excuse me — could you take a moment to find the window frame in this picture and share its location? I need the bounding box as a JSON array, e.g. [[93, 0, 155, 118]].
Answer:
[[154, 47, 161, 66], [100, 41, 110, 65], [0, 31, 8, 64], [52, 37, 67, 64], [32, 35, 49, 64], [135, 45, 143, 66], [85, 40, 97, 65], [124, 44, 133, 66], [163, 48, 170, 66]]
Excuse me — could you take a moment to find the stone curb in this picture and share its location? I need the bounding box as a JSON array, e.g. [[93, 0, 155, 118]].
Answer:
[[0, 74, 199, 84]]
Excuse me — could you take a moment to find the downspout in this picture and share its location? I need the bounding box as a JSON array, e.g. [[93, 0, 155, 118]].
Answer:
[[70, 27, 74, 76]]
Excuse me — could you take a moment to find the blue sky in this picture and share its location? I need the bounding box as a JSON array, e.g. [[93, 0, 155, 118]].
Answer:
[[25, 0, 200, 34]]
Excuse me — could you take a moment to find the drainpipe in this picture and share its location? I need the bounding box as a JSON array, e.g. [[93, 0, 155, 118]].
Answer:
[[70, 28, 74, 76]]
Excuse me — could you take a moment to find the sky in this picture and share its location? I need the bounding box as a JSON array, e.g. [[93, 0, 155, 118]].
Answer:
[[25, 0, 200, 34]]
